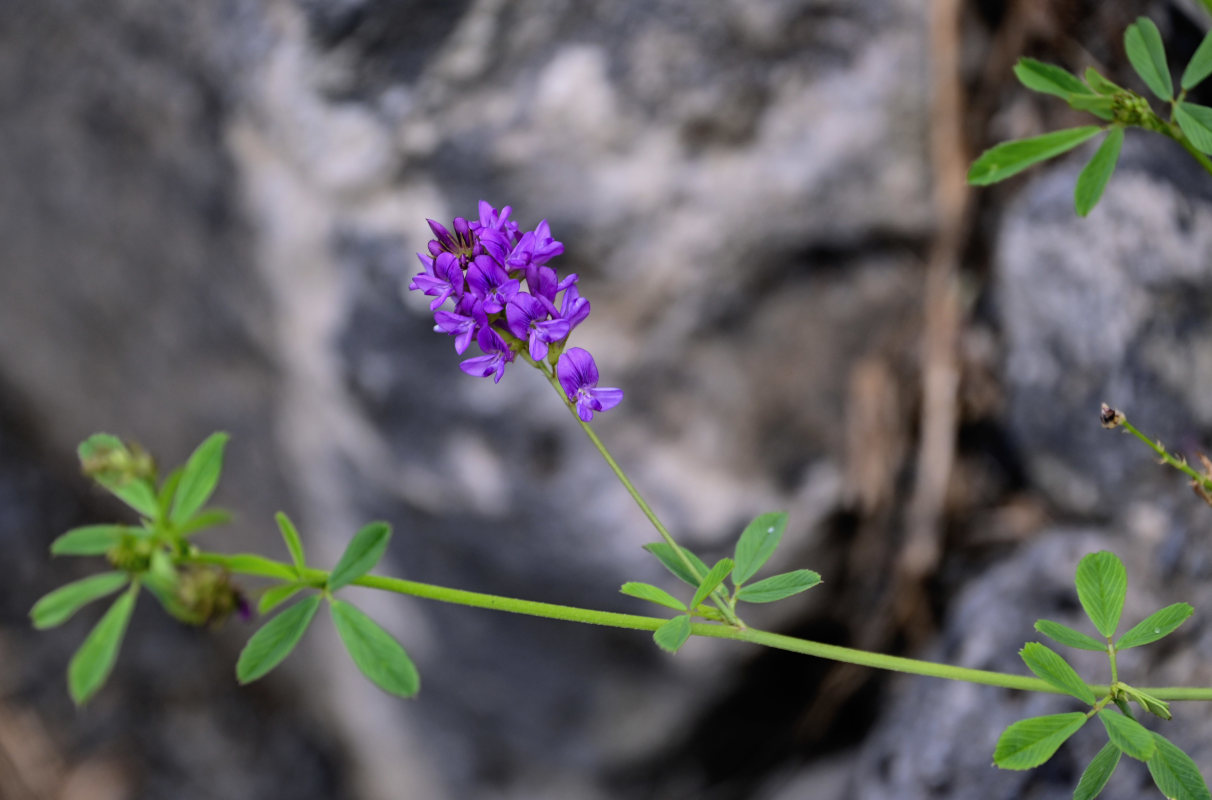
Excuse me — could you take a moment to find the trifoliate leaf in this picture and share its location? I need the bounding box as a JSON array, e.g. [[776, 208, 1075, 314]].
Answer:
[[1085, 67, 1126, 96], [993, 712, 1087, 770], [1013, 58, 1089, 99], [328, 522, 391, 591], [236, 594, 321, 683], [653, 614, 692, 653], [157, 467, 183, 519], [258, 583, 304, 615], [691, 558, 733, 610], [1116, 602, 1194, 650], [50, 524, 133, 556], [170, 433, 229, 524], [620, 582, 686, 611], [219, 554, 297, 581], [643, 542, 710, 588], [1121, 685, 1172, 720], [1147, 732, 1212, 800], [735, 569, 821, 603], [1034, 619, 1105, 651], [330, 599, 420, 698], [275, 511, 307, 575], [1176, 102, 1212, 154], [732, 511, 787, 585], [967, 127, 1103, 186], [1020, 642, 1097, 704], [1124, 17, 1173, 101], [1074, 741, 1121, 800], [1074, 127, 1124, 217], [1181, 29, 1212, 91], [1075, 551, 1126, 639], [30, 572, 130, 629], [68, 584, 137, 705], [1098, 710, 1155, 761], [176, 509, 233, 537], [1066, 94, 1115, 120]]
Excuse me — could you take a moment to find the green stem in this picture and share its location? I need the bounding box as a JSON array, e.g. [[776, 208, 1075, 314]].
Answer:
[[1163, 123, 1212, 178], [537, 363, 743, 627], [1117, 415, 1212, 493], [190, 552, 1212, 701]]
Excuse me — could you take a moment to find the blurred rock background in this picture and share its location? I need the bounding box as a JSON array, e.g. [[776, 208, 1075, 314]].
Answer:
[[2, 0, 1212, 798]]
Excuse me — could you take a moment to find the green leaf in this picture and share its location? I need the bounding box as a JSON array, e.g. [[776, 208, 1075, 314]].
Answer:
[[732, 511, 788, 585], [620, 582, 686, 611], [967, 127, 1103, 186], [77, 434, 160, 519], [1020, 642, 1097, 704], [693, 605, 727, 622], [1074, 127, 1124, 217], [653, 615, 692, 653], [328, 522, 391, 591], [170, 433, 228, 524], [220, 554, 297, 581], [691, 558, 734, 610], [1085, 67, 1126, 96], [643, 542, 710, 588], [1181, 29, 1212, 91], [50, 524, 132, 556], [1075, 551, 1126, 639], [1098, 710, 1155, 761], [1014, 58, 1090, 99], [176, 508, 233, 537], [1116, 602, 1194, 649], [157, 467, 184, 519], [1176, 102, 1212, 154], [1034, 619, 1106, 651], [735, 569, 822, 603], [258, 583, 304, 615], [993, 712, 1087, 770], [1147, 732, 1212, 800], [236, 594, 321, 683], [275, 512, 307, 575], [30, 572, 130, 629], [1121, 685, 1172, 720], [1074, 741, 1121, 800], [1066, 94, 1115, 121], [1124, 17, 1173, 101], [67, 584, 137, 705], [330, 599, 420, 698]]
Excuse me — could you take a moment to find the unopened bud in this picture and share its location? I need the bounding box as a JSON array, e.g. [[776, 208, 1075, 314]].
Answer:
[[1100, 403, 1125, 429]]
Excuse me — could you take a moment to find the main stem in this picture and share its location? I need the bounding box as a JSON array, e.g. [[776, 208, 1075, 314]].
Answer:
[[188, 551, 1212, 701]]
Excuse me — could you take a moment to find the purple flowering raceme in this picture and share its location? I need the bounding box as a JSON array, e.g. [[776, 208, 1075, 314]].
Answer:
[[407, 201, 622, 419]]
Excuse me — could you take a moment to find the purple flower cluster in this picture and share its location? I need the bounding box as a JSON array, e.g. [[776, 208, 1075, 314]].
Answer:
[[410, 202, 622, 420]]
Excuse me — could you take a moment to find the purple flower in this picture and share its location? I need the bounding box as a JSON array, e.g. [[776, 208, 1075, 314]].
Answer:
[[460, 327, 515, 383], [466, 254, 520, 314], [409, 251, 464, 310], [477, 201, 520, 241], [426, 216, 480, 268], [506, 293, 571, 361], [557, 348, 623, 421], [556, 282, 590, 331], [434, 296, 480, 354], [507, 221, 564, 289]]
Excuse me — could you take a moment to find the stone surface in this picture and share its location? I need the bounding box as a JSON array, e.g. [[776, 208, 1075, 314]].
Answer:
[[5, 0, 1212, 799]]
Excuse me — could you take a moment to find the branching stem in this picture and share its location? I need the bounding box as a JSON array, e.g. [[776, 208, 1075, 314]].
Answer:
[[186, 552, 1212, 701]]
